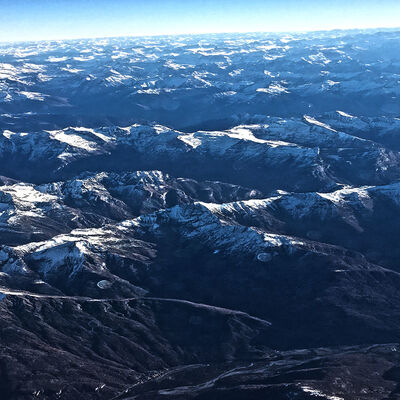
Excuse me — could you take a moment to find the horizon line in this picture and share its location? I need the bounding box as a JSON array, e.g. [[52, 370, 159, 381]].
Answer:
[[1, 25, 400, 46]]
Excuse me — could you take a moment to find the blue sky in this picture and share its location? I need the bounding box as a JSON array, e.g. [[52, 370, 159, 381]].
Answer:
[[1, 0, 400, 42]]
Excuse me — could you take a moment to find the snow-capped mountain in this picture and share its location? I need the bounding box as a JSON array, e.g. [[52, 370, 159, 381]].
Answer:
[[1, 29, 400, 400]]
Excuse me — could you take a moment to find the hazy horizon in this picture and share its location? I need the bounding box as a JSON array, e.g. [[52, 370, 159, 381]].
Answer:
[[1, 0, 400, 43], [2, 25, 400, 45]]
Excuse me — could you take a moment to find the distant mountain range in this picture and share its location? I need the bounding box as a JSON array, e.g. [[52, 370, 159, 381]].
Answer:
[[1, 29, 400, 399]]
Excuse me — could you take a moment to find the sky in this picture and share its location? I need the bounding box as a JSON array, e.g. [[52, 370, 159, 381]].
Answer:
[[1, 0, 400, 43]]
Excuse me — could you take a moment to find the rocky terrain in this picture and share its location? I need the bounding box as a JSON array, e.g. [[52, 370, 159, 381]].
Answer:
[[1, 29, 400, 399]]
